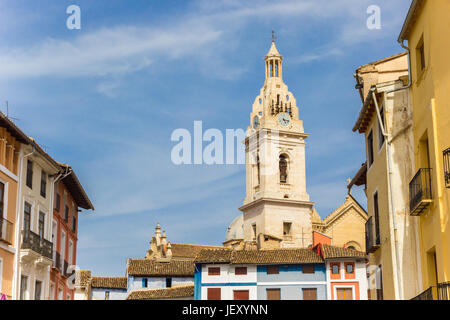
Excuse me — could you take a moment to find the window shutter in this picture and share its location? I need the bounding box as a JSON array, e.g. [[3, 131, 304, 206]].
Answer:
[[302, 288, 317, 300], [267, 265, 279, 274], [266, 289, 281, 300], [207, 288, 221, 300], [302, 265, 315, 274], [208, 267, 220, 276], [235, 267, 247, 275]]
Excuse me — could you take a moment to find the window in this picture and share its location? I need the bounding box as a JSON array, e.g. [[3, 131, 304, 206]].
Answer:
[[367, 131, 374, 167], [337, 288, 353, 300], [0, 182, 4, 218], [279, 155, 288, 183], [68, 240, 73, 265], [302, 265, 315, 274], [256, 155, 260, 185], [373, 192, 381, 244], [283, 222, 292, 240], [208, 267, 220, 276], [266, 288, 280, 300], [235, 267, 247, 275], [64, 205, 69, 222], [142, 278, 148, 288], [34, 280, 42, 300], [40, 171, 46, 198], [23, 203, 31, 237], [378, 106, 385, 149], [51, 221, 57, 264], [417, 39, 426, 71], [302, 288, 317, 300], [105, 291, 110, 300], [72, 215, 76, 232], [266, 266, 279, 275], [331, 263, 340, 274], [207, 288, 221, 300], [20, 275, 28, 300], [54, 181, 59, 210], [26, 160, 33, 189], [166, 277, 172, 288], [345, 263, 355, 274], [38, 212, 45, 240], [233, 290, 249, 300], [252, 224, 257, 240], [60, 230, 66, 268]]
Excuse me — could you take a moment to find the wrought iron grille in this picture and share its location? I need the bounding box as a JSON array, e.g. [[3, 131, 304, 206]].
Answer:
[[444, 148, 450, 188]]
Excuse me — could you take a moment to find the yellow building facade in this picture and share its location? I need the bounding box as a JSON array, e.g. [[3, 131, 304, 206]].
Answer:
[[0, 114, 28, 299], [398, 0, 450, 298]]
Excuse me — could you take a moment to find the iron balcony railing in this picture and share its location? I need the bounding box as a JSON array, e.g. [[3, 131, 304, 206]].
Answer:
[[0, 216, 13, 245], [411, 282, 450, 300], [409, 168, 432, 215], [365, 216, 380, 254], [21, 230, 53, 259]]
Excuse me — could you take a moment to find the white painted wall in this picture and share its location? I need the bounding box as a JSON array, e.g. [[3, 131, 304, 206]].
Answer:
[[201, 264, 257, 284]]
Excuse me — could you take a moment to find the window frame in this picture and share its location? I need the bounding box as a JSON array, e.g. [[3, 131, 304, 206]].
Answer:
[[266, 265, 279, 275], [208, 267, 220, 276], [331, 263, 340, 275], [367, 130, 374, 167], [40, 170, 46, 198], [26, 160, 33, 189], [235, 267, 247, 275], [302, 264, 315, 274]]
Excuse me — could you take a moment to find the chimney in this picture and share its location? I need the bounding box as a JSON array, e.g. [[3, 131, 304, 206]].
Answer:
[[155, 222, 161, 246], [166, 242, 172, 259]]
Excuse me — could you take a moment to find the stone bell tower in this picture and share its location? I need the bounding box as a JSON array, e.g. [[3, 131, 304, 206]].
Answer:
[[239, 40, 314, 248]]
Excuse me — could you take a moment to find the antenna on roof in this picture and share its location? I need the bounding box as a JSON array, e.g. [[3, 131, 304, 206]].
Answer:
[[5, 101, 20, 122]]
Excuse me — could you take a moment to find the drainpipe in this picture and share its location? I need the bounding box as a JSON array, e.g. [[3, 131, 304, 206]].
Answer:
[[12, 146, 35, 299], [386, 40, 412, 94], [372, 91, 404, 300]]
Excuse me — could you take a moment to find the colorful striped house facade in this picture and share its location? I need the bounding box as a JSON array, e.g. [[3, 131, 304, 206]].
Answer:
[[194, 245, 368, 300]]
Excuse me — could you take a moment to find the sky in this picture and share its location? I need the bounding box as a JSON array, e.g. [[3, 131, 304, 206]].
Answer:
[[0, 0, 412, 276]]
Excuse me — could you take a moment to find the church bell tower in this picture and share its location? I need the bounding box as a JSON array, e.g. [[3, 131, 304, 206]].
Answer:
[[239, 40, 314, 248]]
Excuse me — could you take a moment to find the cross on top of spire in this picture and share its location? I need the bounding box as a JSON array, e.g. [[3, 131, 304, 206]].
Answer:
[[271, 30, 277, 42]]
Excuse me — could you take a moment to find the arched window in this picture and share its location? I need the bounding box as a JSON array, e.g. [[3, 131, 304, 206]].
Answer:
[[279, 154, 288, 183]]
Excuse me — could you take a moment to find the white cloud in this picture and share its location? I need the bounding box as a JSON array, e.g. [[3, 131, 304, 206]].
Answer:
[[0, 0, 410, 80]]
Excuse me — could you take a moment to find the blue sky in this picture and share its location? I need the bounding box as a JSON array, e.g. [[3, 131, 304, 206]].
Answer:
[[0, 0, 412, 276]]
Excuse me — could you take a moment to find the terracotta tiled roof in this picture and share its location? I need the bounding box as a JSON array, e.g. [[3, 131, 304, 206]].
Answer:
[[126, 284, 194, 300], [170, 243, 224, 259], [127, 259, 194, 277], [91, 277, 127, 289], [195, 248, 323, 264], [322, 245, 367, 259], [194, 248, 233, 264]]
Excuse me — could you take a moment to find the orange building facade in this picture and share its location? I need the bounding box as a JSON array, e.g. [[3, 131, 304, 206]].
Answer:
[[49, 165, 94, 300]]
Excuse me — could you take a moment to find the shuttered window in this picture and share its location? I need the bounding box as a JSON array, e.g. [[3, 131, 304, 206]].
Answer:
[[302, 288, 317, 300], [302, 265, 315, 274], [233, 290, 249, 300], [207, 288, 221, 300], [266, 266, 279, 274], [208, 267, 220, 276], [266, 289, 281, 300], [235, 267, 247, 275]]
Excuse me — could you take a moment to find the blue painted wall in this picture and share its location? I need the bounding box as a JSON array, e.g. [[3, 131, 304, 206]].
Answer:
[[194, 264, 202, 300], [257, 264, 326, 282]]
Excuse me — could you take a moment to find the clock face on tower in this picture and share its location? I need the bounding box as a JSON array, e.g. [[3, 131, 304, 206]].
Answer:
[[253, 116, 260, 129], [278, 113, 291, 127]]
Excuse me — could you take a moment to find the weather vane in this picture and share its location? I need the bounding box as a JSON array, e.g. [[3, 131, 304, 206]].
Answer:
[[271, 30, 277, 42]]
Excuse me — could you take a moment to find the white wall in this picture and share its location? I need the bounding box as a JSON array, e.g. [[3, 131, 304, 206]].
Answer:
[[325, 259, 368, 300], [91, 288, 127, 300]]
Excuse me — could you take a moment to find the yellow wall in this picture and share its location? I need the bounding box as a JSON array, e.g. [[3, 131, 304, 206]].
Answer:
[[405, 0, 450, 288], [0, 129, 21, 299]]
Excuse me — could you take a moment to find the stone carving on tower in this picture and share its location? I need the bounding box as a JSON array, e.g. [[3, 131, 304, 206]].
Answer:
[[226, 40, 315, 249]]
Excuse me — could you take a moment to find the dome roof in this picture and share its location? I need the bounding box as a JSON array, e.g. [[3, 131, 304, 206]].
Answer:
[[225, 214, 244, 241]]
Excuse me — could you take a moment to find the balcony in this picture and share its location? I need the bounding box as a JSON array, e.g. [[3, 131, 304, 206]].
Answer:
[[21, 230, 53, 260], [411, 282, 450, 300], [365, 216, 380, 254], [409, 168, 433, 216], [0, 216, 13, 245]]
